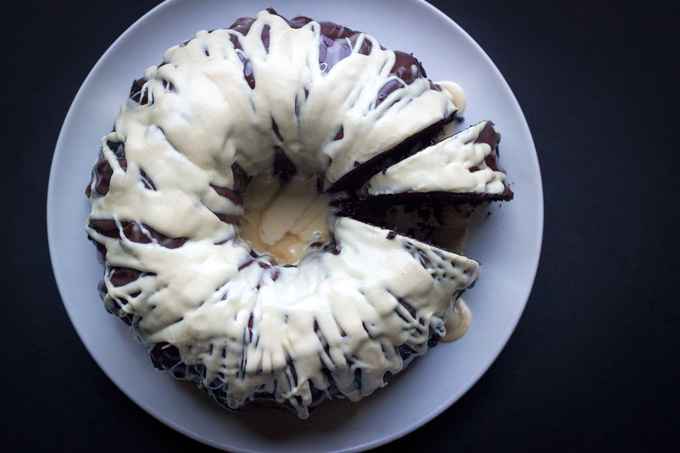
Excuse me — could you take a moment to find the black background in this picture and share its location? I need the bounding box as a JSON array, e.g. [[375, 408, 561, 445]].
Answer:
[[2, 0, 678, 451]]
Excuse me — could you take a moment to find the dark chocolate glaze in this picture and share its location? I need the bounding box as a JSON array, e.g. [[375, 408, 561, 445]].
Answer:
[[86, 140, 155, 198], [476, 121, 514, 199], [231, 163, 249, 192], [86, 140, 127, 198], [86, 155, 126, 197], [476, 121, 509, 184], [139, 169, 156, 190], [109, 267, 143, 288], [273, 145, 297, 184], [89, 219, 187, 249], [260, 25, 271, 53], [130, 77, 151, 105], [210, 184, 243, 206]]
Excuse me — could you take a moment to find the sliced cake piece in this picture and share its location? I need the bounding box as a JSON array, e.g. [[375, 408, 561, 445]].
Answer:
[[324, 112, 461, 193], [361, 121, 513, 202]]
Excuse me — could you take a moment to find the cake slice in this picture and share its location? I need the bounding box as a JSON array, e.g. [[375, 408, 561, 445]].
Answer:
[[360, 121, 513, 202], [324, 112, 460, 193]]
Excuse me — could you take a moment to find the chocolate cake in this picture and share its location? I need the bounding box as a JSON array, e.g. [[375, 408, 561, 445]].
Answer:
[[84, 9, 510, 418], [361, 121, 513, 202]]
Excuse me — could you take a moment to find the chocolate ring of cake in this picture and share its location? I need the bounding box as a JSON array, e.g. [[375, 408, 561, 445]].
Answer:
[[85, 9, 511, 418]]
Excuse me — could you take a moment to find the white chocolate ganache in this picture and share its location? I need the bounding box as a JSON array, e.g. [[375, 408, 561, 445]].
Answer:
[[85, 9, 511, 418]]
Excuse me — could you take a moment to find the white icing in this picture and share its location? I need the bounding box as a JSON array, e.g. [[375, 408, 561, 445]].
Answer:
[[441, 298, 472, 342], [85, 10, 479, 418], [437, 80, 466, 114], [366, 121, 507, 196]]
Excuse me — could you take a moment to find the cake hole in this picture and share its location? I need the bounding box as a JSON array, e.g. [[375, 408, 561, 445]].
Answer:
[[240, 173, 330, 265]]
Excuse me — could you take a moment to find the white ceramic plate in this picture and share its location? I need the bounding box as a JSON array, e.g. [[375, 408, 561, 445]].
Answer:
[[48, 0, 543, 451]]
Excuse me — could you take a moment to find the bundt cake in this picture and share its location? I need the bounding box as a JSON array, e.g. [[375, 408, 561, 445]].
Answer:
[[84, 8, 512, 418]]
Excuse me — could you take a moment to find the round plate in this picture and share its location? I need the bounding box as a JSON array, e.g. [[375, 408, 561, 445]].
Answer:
[[47, 0, 543, 451]]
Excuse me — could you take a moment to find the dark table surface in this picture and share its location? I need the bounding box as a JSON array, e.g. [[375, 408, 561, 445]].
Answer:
[[2, 0, 678, 451]]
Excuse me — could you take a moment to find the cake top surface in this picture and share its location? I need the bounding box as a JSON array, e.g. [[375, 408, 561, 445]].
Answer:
[[85, 9, 480, 418]]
